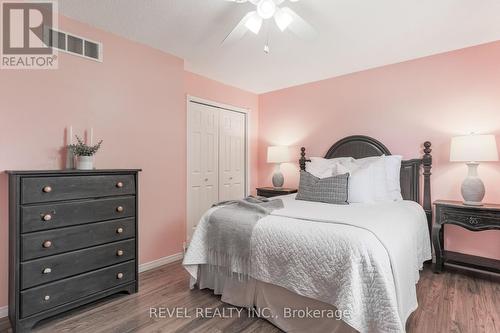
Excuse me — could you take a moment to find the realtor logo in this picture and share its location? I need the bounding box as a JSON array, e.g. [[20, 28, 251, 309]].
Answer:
[[1, 1, 58, 69]]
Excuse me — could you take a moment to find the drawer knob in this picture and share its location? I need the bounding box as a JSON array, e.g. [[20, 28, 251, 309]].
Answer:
[[42, 214, 52, 221], [42, 268, 52, 274], [469, 216, 480, 225], [117, 272, 124, 279], [42, 240, 52, 248], [116, 181, 124, 188], [44, 295, 50, 301], [42, 186, 52, 193], [116, 249, 124, 256], [116, 206, 124, 213], [116, 227, 124, 234]]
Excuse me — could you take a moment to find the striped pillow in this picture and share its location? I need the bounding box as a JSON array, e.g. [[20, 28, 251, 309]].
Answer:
[[296, 171, 349, 205]]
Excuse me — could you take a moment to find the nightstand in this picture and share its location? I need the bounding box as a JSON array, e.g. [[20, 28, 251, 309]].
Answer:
[[256, 187, 297, 198], [433, 200, 500, 275]]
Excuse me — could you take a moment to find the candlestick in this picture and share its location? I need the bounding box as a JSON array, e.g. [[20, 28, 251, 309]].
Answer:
[[69, 125, 73, 145], [90, 128, 93, 145]]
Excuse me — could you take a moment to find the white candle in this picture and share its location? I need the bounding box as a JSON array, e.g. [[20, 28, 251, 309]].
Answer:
[[69, 126, 73, 145], [90, 128, 93, 145]]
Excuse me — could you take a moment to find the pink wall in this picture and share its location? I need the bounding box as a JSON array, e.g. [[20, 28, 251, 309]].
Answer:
[[0, 16, 258, 309], [258, 41, 500, 260]]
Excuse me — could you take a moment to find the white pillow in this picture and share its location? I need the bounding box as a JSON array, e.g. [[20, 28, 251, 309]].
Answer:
[[347, 163, 376, 203], [306, 157, 354, 179], [383, 155, 403, 201], [346, 157, 389, 203]]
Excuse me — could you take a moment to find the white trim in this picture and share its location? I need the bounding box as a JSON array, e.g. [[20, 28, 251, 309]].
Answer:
[[0, 305, 8, 318], [138, 252, 184, 273], [187, 95, 249, 115], [186, 96, 252, 243]]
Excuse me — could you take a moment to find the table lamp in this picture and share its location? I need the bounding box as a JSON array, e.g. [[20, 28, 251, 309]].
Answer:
[[450, 134, 498, 206], [267, 146, 290, 188]]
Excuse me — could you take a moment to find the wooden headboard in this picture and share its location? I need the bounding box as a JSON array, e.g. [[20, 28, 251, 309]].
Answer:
[[299, 135, 433, 233]]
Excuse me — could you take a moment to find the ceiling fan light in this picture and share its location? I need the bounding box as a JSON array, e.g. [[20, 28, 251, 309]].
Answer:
[[245, 12, 263, 34], [274, 8, 293, 31], [257, 0, 276, 19]]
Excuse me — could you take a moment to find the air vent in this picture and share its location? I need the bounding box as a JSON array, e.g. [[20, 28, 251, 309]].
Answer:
[[44, 27, 103, 62]]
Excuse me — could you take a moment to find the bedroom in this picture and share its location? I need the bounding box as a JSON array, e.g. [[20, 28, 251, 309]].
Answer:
[[0, 0, 499, 332]]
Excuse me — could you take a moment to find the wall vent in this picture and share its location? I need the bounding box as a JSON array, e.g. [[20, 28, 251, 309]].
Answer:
[[44, 27, 103, 62]]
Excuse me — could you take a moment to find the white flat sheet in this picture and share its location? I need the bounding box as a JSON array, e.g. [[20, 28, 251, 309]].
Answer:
[[183, 194, 431, 333]]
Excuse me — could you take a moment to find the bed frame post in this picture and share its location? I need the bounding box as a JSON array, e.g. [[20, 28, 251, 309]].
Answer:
[[422, 141, 432, 234], [299, 147, 310, 171]]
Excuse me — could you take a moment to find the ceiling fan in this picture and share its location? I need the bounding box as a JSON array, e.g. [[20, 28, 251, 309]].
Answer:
[[223, 0, 315, 51]]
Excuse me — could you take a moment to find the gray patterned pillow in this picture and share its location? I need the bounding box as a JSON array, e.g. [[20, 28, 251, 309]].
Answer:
[[296, 171, 349, 205]]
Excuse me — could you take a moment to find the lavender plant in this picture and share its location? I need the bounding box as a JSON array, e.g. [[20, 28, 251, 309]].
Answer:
[[68, 135, 103, 156]]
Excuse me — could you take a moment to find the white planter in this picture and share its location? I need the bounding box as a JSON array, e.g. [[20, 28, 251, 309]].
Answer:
[[76, 156, 93, 170]]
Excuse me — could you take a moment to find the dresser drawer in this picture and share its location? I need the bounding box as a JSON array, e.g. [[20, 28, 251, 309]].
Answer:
[[441, 209, 500, 229], [21, 196, 136, 233], [21, 239, 135, 289], [21, 174, 135, 204], [21, 218, 135, 261], [20, 260, 135, 318]]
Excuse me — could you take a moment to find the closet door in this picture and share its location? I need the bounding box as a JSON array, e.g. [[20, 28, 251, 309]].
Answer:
[[187, 102, 219, 240], [219, 109, 246, 201]]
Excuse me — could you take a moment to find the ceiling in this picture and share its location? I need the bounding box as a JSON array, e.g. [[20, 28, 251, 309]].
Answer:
[[59, 0, 500, 94]]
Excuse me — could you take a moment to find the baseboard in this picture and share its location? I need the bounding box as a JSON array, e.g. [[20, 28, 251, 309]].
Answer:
[[0, 305, 8, 318], [139, 252, 184, 273]]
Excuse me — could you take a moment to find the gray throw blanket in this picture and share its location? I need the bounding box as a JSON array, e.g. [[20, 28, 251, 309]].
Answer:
[[207, 196, 284, 279]]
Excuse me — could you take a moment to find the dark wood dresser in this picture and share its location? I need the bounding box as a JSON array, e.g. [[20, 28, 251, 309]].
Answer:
[[7, 169, 140, 332], [433, 200, 500, 275]]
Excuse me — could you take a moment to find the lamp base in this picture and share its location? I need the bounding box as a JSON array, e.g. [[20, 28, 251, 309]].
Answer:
[[272, 168, 284, 189], [461, 162, 485, 206], [463, 200, 484, 207]]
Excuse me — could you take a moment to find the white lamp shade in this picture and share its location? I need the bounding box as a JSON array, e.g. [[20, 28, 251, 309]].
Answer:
[[267, 146, 290, 163], [450, 134, 499, 162]]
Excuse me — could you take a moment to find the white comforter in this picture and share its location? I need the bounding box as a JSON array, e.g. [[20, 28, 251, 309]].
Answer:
[[183, 194, 431, 333]]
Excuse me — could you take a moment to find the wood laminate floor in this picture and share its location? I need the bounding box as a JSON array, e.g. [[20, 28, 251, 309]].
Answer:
[[0, 261, 498, 333]]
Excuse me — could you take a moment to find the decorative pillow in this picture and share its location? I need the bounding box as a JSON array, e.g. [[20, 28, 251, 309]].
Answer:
[[306, 157, 354, 179], [296, 171, 349, 205]]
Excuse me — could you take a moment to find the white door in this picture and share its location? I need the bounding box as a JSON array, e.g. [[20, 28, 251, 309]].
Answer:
[[218, 109, 246, 202], [187, 102, 219, 241]]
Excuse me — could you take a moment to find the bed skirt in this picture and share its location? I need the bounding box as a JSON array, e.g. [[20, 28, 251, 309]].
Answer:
[[196, 265, 358, 333]]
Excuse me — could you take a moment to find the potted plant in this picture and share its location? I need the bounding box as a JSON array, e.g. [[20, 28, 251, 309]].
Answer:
[[68, 135, 103, 170]]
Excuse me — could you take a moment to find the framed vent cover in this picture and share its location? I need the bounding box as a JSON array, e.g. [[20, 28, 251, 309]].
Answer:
[[44, 27, 103, 62]]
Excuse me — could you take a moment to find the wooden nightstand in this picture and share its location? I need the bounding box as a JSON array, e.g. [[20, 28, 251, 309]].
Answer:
[[433, 200, 500, 275], [256, 187, 297, 198]]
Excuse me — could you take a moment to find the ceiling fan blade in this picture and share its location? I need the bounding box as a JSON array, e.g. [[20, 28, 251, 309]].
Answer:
[[281, 7, 316, 40], [222, 11, 259, 45]]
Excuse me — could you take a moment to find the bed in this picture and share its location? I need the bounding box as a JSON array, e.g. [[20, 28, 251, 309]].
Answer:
[[183, 135, 433, 333]]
